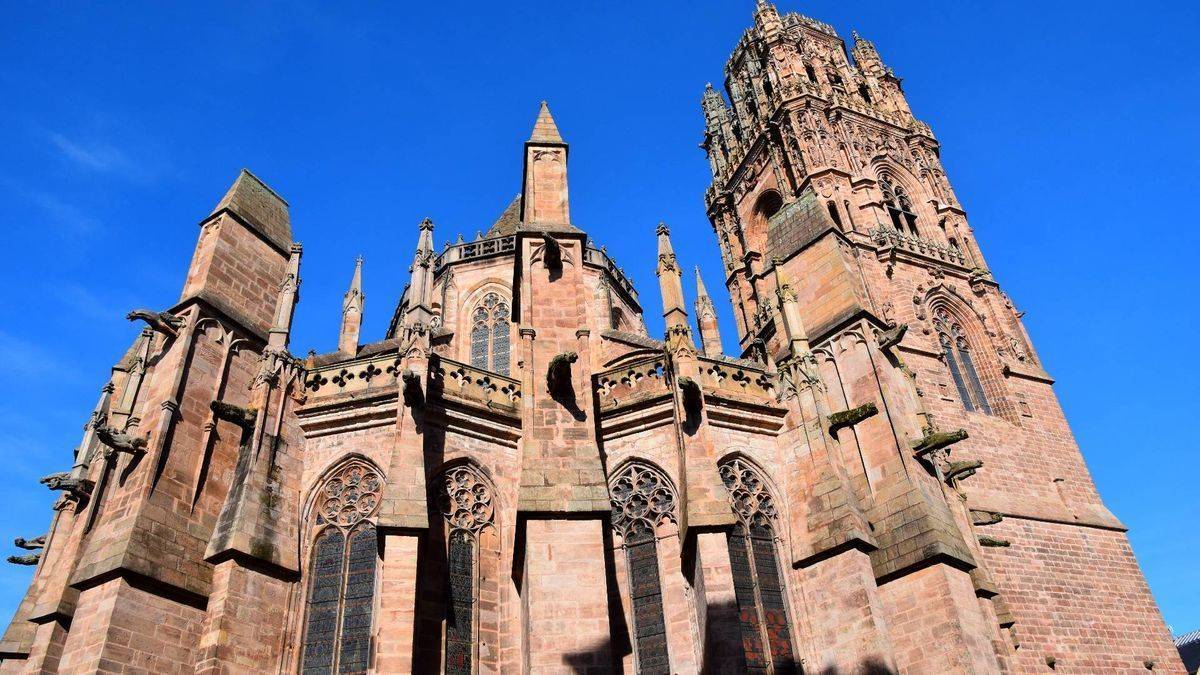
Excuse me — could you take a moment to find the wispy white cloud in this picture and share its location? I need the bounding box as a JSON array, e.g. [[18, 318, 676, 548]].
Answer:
[[11, 183, 99, 235], [46, 132, 132, 173]]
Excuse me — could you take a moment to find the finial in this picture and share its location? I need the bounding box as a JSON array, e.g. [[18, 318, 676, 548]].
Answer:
[[852, 29, 861, 41], [656, 221, 670, 236], [419, 217, 434, 231]]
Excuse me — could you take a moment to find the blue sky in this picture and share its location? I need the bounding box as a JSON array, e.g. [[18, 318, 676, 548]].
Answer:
[[1, 0, 1197, 635]]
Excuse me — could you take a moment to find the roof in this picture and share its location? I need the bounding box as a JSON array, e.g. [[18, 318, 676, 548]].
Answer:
[[1176, 629, 1200, 673], [486, 194, 522, 237], [209, 169, 292, 252]]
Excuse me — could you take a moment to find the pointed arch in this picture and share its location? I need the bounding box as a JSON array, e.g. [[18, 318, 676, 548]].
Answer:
[[608, 460, 677, 672], [926, 296, 998, 415], [458, 283, 512, 376], [298, 457, 384, 674], [717, 456, 799, 673]]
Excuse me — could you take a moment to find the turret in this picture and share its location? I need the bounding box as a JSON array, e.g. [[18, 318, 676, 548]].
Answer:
[[521, 102, 570, 225], [337, 256, 364, 355], [694, 267, 723, 357], [770, 258, 809, 358], [655, 223, 694, 353], [268, 244, 303, 350]]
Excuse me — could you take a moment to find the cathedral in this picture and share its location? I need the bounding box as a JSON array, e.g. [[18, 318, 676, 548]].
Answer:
[[0, 2, 1184, 673]]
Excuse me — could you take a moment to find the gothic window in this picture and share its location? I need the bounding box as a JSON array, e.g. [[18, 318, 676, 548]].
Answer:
[[933, 308, 992, 414], [719, 458, 798, 674], [436, 465, 495, 675], [880, 176, 919, 235], [610, 463, 677, 674], [827, 69, 846, 94], [469, 292, 510, 375], [300, 462, 383, 675], [826, 200, 843, 229]]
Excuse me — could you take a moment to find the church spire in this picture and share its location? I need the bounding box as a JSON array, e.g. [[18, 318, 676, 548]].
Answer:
[[404, 218, 436, 329], [656, 223, 694, 352], [338, 256, 364, 355], [521, 101, 570, 225], [268, 244, 303, 349], [694, 266, 723, 357]]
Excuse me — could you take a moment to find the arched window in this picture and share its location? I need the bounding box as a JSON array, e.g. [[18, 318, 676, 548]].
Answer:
[[469, 292, 510, 375], [610, 463, 677, 674], [300, 461, 383, 675], [880, 176, 919, 236], [436, 464, 495, 675], [719, 458, 798, 674], [934, 308, 991, 414]]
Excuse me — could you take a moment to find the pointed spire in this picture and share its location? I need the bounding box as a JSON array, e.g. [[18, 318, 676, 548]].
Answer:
[[694, 266, 723, 357], [522, 102, 571, 224], [209, 169, 292, 253], [656, 223, 693, 354], [404, 218, 437, 329], [529, 101, 564, 144], [338, 256, 364, 355], [268, 243, 303, 349]]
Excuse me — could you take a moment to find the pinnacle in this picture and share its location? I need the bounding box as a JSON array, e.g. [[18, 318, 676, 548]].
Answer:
[[529, 101, 564, 144], [695, 266, 710, 298]]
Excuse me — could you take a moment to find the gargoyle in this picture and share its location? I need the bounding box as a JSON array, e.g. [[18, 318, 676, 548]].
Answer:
[[95, 426, 147, 457], [911, 428, 969, 457], [541, 234, 563, 273], [7, 553, 40, 566], [970, 509, 1004, 526], [546, 352, 578, 397], [826, 401, 878, 435], [876, 323, 908, 351], [39, 473, 94, 498], [210, 400, 258, 431], [944, 459, 983, 483], [677, 376, 703, 416], [401, 368, 425, 408], [14, 536, 45, 550], [978, 535, 1011, 548], [126, 309, 184, 338]]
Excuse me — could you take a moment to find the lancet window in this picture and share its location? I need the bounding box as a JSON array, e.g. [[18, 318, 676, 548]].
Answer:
[[300, 461, 383, 675], [934, 308, 992, 414], [880, 176, 919, 235], [436, 464, 496, 675], [719, 458, 798, 674], [469, 292, 511, 375], [610, 463, 677, 674]]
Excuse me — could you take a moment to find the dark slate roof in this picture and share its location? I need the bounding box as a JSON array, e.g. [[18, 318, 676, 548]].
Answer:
[[209, 169, 291, 253], [602, 329, 663, 351], [309, 337, 401, 367], [1176, 629, 1200, 673], [486, 194, 522, 237], [766, 187, 837, 261]]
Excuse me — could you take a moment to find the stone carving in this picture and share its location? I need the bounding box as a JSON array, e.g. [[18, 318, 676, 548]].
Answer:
[[718, 457, 777, 530], [14, 536, 45, 550], [6, 553, 39, 566], [540, 234, 563, 272], [978, 536, 1011, 548], [911, 428, 968, 457], [210, 400, 257, 432], [126, 309, 184, 338], [676, 375, 703, 416], [40, 472, 94, 499], [95, 426, 147, 457], [609, 463, 676, 544], [437, 465, 494, 533], [546, 352, 578, 396], [317, 462, 382, 529], [401, 368, 424, 408], [970, 510, 1004, 526], [876, 323, 908, 351], [944, 459, 983, 484], [826, 401, 878, 435]]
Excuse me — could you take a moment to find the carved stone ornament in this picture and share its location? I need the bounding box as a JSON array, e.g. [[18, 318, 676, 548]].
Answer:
[[318, 462, 383, 528], [437, 465, 495, 533], [609, 463, 677, 545], [718, 457, 778, 531]]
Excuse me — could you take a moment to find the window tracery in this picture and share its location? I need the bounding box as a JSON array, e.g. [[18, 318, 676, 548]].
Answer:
[[469, 292, 510, 376], [933, 308, 991, 414], [436, 464, 495, 675], [610, 463, 676, 674], [880, 175, 919, 236], [300, 461, 383, 675], [719, 458, 798, 674]]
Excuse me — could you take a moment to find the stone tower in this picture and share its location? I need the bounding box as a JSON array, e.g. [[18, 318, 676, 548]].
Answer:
[[697, 1, 1184, 672], [0, 3, 1184, 674]]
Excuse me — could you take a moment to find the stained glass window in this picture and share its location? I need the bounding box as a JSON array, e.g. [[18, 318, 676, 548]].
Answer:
[[934, 308, 991, 414], [719, 458, 798, 674], [436, 465, 495, 675], [469, 292, 511, 375], [610, 463, 676, 674], [300, 462, 383, 674]]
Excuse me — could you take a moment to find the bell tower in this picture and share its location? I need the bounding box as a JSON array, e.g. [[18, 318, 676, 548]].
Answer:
[[700, 2, 1183, 673]]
